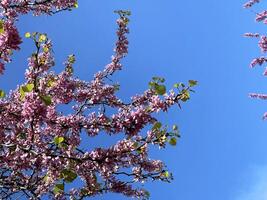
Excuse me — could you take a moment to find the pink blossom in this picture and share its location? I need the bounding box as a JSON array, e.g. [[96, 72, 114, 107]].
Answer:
[[243, 0, 260, 8], [250, 57, 267, 68], [258, 35, 267, 52], [0, 7, 194, 200], [244, 32, 260, 38], [249, 93, 267, 99]]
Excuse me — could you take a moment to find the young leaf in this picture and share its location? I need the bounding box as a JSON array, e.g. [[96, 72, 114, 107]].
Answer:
[[47, 79, 55, 87], [39, 34, 47, 42], [20, 83, 34, 99], [25, 32, 31, 38], [189, 80, 198, 87], [0, 20, 4, 34], [0, 90, 5, 98], [169, 137, 177, 146], [61, 169, 77, 183], [68, 54, 76, 64], [181, 90, 190, 102], [40, 95, 52, 106], [22, 83, 34, 92], [155, 85, 166, 95], [144, 191, 150, 199], [43, 46, 49, 53], [53, 184, 64, 194], [152, 122, 162, 131], [19, 87, 25, 99], [163, 171, 170, 178], [133, 142, 139, 149], [173, 83, 180, 88], [54, 136, 64, 145]]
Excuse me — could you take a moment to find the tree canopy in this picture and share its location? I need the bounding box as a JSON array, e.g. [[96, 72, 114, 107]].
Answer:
[[0, 1, 196, 199]]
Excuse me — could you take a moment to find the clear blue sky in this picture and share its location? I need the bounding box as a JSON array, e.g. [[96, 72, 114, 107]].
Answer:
[[2, 0, 267, 199]]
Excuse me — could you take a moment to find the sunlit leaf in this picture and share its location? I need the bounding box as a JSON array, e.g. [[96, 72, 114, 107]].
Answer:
[[39, 34, 47, 42], [0, 90, 5, 98], [54, 136, 64, 145], [43, 46, 49, 53], [20, 83, 34, 99], [0, 20, 4, 34], [181, 90, 190, 102], [22, 83, 34, 92], [163, 171, 169, 178], [47, 79, 55, 87], [25, 32, 31, 38], [19, 87, 25, 99]]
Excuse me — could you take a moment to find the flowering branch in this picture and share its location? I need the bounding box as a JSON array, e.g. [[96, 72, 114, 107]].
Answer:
[[0, 5, 197, 200]]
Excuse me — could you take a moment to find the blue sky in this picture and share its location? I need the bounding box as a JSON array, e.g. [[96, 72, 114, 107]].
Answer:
[[2, 0, 267, 199]]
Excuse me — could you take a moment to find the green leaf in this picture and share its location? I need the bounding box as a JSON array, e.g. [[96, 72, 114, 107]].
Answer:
[[189, 80, 198, 87], [19, 132, 26, 139], [169, 137, 177, 146], [22, 83, 34, 92], [39, 34, 47, 42], [155, 85, 166, 95], [152, 122, 162, 131], [68, 54, 76, 64], [172, 125, 178, 131], [0, 20, 4, 34], [181, 90, 190, 102], [173, 83, 180, 88], [163, 171, 170, 178], [148, 81, 156, 88], [43, 174, 48, 182], [54, 136, 64, 145], [19, 87, 25, 99], [114, 10, 131, 16], [136, 149, 142, 154], [0, 90, 5, 98], [47, 79, 55, 87], [53, 183, 64, 194], [43, 46, 49, 53], [113, 84, 120, 91], [152, 76, 165, 83], [25, 32, 31, 38], [20, 84, 34, 99], [133, 142, 139, 149], [61, 169, 77, 183], [40, 95, 52, 106], [144, 190, 150, 199], [80, 188, 89, 195]]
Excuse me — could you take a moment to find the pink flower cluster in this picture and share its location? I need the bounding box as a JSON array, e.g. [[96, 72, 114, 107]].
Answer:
[[0, 6, 195, 200], [244, 1, 267, 119], [0, 0, 77, 74], [244, 32, 260, 38], [243, 0, 260, 8]]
